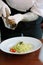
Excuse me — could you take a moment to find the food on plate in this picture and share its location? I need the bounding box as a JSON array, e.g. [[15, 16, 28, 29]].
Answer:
[[10, 41, 33, 53]]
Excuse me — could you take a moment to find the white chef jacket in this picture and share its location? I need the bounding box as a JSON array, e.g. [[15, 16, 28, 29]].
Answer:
[[5, 0, 43, 17]]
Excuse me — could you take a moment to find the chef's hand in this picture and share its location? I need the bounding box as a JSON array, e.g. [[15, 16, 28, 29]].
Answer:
[[8, 14, 24, 24], [0, 0, 11, 17]]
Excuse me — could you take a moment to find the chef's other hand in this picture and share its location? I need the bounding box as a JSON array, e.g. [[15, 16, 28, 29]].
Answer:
[[0, 0, 11, 17]]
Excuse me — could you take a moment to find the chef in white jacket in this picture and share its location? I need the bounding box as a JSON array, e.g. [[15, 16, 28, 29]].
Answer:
[[0, 0, 43, 41]]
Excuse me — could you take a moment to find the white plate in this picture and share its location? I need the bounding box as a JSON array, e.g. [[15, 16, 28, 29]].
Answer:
[[0, 37, 42, 55]]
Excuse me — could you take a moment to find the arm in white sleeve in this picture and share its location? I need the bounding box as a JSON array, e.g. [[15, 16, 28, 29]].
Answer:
[[22, 12, 39, 22], [0, 0, 11, 17], [31, 0, 43, 17]]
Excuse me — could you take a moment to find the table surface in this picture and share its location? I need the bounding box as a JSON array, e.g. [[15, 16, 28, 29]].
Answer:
[[0, 39, 43, 65]]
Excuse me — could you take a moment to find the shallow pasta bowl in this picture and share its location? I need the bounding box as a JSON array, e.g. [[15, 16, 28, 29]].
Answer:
[[0, 37, 42, 55]]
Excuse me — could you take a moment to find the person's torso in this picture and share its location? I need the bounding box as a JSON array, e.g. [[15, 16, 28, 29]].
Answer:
[[5, 0, 35, 12], [3, 0, 32, 14]]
